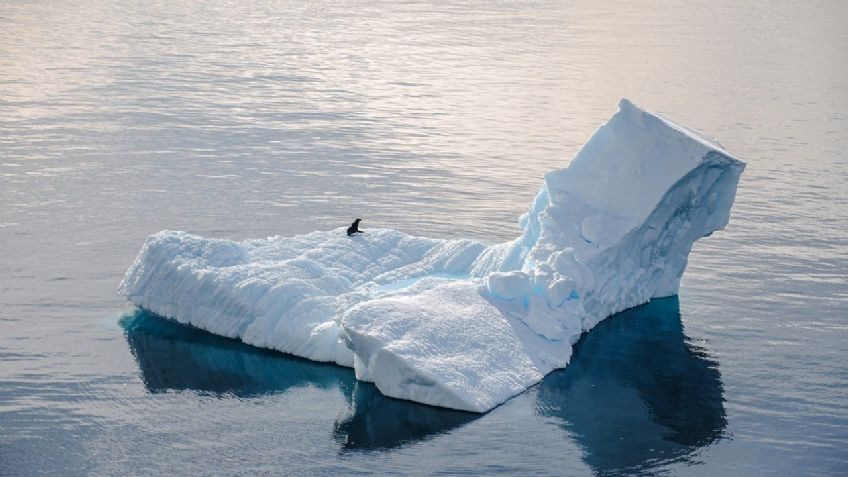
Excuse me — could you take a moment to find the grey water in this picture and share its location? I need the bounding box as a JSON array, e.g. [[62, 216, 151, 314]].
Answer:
[[1, 0, 846, 475]]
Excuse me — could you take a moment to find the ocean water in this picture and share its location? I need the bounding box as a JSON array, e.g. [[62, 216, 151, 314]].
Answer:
[[1, 1, 846, 475]]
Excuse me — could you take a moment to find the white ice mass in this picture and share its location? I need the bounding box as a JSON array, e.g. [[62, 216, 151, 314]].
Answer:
[[120, 99, 745, 412]]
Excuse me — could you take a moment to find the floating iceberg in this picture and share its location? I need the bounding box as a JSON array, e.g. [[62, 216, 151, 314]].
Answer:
[[120, 99, 745, 412]]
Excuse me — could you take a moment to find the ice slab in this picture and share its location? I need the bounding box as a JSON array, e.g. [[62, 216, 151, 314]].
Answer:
[[121, 99, 745, 412], [119, 228, 500, 367]]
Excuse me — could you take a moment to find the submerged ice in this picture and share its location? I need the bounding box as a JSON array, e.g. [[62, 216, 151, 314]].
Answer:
[[120, 99, 745, 412]]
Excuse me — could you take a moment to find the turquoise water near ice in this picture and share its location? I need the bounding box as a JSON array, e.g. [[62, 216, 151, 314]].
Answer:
[[2, 1, 847, 475]]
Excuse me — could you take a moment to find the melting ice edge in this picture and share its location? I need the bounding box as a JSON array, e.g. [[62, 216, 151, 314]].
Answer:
[[120, 99, 745, 412]]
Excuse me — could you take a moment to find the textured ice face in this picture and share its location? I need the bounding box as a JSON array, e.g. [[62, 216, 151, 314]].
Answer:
[[120, 99, 745, 412]]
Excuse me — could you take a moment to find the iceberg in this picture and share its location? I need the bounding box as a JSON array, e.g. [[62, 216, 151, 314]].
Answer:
[[120, 99, 745, 412]]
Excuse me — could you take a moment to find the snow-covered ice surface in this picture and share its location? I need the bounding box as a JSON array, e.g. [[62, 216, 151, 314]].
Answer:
[[120, 99, 745, 412], [119, 228, 496, 367]]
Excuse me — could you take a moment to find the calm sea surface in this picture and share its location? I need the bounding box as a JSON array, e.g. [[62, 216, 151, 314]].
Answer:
[[1, 1, 847, 475]]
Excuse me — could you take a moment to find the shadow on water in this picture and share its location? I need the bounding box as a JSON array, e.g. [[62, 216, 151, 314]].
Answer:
[[536, 296, 727, 475], [120, 309, 479, 450]]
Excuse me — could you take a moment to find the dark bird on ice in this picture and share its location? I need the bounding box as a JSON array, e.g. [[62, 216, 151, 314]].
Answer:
[[347, 218, 364, 236]]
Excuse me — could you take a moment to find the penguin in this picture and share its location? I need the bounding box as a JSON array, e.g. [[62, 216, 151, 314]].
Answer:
[[347, 218, 364, 236]]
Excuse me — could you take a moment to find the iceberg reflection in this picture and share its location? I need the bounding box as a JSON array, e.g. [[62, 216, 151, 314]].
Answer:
[[333, 381, 478, 451], [120, 309, 354, 397], [120, 309, 478, 449], [536, 296, 727, 474]]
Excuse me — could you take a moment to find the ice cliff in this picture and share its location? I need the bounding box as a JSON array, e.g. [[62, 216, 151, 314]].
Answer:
[[120, 99, 745, 412]]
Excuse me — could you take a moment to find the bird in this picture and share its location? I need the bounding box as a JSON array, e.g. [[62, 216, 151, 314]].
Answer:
[[347, 218, 364, 236]]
